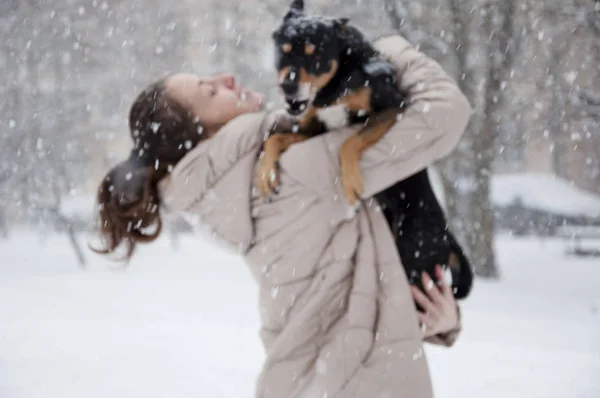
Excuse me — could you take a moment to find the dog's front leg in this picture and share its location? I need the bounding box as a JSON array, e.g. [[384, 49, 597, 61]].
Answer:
[[340, 107, 403, 205], [257, 133, 308, 197], [256, 107, 321, 197]]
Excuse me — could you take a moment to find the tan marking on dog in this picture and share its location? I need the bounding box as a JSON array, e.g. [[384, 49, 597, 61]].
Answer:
[[338, 18, 350, 38], [282, 43, 292, 53], [298, 60, 338, 90], [336, 87, 373, 113], [297, 106, 318, 130], [448, 251, 461, 271], [305, 43, 316, 55], [277, 66, 291, 84]]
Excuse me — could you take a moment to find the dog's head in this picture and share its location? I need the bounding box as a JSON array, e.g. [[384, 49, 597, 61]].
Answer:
[[272, 0, 350, 116]]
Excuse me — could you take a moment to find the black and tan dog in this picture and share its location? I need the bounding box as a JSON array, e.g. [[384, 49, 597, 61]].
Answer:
[[257, 0, 473, 299]]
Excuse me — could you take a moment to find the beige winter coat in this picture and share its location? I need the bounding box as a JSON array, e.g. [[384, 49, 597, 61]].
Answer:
[[159, 35, 472, 398]]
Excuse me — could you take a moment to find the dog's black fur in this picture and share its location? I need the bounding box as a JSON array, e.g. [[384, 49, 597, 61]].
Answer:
[[269, 0, 473, 299]]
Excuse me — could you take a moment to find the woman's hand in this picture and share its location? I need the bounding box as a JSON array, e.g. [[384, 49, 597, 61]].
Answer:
[[411, 264, 459, 338]]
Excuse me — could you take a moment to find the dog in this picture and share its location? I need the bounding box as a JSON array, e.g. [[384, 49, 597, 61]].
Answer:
[[256, 0, 473, 300]]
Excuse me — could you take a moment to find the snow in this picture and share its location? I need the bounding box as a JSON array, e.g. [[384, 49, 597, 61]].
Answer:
[[1, 232, 599, 398], [491, 172, 600, 217], [278, 15, 336, 39], [59, 194, 95, 221], [363, 59, 397, 78]]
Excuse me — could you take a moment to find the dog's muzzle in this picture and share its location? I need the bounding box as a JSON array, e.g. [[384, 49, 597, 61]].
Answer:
[[285, 97, 309, 116]]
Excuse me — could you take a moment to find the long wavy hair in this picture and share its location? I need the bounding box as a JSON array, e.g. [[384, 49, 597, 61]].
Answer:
[[93, 79, 206, 260]]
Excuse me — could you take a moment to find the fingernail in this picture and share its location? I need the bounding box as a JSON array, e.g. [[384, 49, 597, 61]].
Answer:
[[425, 279, 434, 290]]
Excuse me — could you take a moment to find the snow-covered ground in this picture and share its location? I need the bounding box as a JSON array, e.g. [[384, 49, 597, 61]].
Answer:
[[492, 172, 600, 218], [1, 232, 599, 398], [58, 172, 600, 223]]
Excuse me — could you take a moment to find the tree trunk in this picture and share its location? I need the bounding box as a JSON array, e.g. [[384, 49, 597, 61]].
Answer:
[[470, 1, 517, 278], [0, 208, 8, 239], [547, 44, 569, 178], [445, 0, 484, 267], [439, 166, 458, 222]]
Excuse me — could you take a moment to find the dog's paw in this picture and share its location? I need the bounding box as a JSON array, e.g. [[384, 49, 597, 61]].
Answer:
[[343, 201, 361, 220], [256, 152, 281, 197]]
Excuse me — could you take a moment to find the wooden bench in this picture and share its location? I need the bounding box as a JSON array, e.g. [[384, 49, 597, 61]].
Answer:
[[555, 226, 600, 257]]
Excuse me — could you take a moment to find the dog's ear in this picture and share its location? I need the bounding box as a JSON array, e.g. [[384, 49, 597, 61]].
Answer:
[[284, 0, 304, 20], [290, 0, 304, 12], [336, 17, 350, 37]]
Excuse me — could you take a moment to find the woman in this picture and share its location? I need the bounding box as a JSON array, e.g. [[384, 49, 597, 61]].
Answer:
[[95, 35, 470, 397]]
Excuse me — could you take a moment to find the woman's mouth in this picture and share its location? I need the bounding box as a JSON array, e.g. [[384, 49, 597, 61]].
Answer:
[[237, 88, 264, 109]]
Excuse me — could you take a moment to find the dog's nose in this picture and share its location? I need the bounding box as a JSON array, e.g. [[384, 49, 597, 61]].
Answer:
[[280, 79, 298, 96]]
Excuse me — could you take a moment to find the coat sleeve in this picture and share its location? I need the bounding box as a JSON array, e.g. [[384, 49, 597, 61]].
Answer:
[[158, 112, 269, 213], [356, 35, 472, 198]]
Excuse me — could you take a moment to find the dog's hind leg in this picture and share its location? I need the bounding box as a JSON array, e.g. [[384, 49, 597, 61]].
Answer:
[[339, 107, 403, 204]]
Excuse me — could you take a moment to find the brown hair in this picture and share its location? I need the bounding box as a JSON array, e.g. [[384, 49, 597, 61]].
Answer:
[[93, 79, 206, 260]]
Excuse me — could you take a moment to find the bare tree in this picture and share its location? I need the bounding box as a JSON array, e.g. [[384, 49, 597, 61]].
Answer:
[[382, 0, 529, 278], [531, 0, 600, 191], [0, 0, 190, 261], [470, 0, 519, 277]]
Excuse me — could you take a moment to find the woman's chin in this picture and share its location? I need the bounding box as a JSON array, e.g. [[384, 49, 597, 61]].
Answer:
[[256, 93, 264, 107], [248, 93, 264, 111]]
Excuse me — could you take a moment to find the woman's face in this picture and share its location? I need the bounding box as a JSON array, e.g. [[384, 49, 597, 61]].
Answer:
[[165, 73, 263, 134]]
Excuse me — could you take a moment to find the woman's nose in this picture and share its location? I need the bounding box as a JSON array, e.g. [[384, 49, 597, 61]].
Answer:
[[208, 73, 236, 89]]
